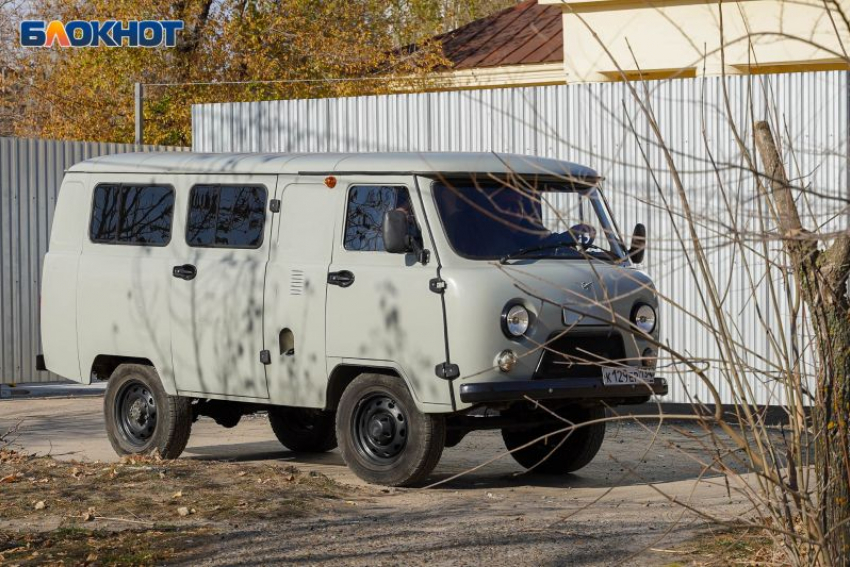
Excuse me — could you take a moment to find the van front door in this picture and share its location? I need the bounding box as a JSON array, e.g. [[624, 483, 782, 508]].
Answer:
[[170, 178, 276, 399], [325, 181, 452, 409]]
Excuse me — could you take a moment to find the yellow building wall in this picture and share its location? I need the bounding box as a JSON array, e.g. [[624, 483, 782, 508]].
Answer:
[[540, 0, 850, 82]]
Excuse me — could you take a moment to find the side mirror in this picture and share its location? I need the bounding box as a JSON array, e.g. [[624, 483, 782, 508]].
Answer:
[[383, 210, 410, 254], [629, 223, 646, 264]]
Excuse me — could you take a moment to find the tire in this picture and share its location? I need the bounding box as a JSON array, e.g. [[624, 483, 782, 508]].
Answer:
[[336, 374, 445, 487], [104, 364, 192, 459], [502, 405, 606, 474], [268, 407, 337, 453]]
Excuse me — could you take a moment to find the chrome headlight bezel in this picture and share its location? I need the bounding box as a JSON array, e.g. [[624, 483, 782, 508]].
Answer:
[[501, 301, 530, 338], [631, 303, 657, 334]]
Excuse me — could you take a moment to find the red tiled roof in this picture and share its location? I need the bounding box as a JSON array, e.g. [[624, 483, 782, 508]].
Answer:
[[437, 0, 563, 70]]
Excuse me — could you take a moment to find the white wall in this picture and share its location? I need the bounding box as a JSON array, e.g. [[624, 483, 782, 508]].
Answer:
[[541, 0, 849, 82]]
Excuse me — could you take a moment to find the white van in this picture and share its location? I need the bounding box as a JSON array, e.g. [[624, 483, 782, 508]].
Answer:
[[40, 152, 666, 486]]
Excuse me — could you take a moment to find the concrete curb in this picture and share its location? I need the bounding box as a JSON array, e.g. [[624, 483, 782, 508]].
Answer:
[[613, 401, 804, 426], [0, 382, 106, 400]]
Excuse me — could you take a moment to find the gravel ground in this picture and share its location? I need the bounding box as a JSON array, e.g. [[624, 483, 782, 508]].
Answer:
[[1, 395, 757, 566]]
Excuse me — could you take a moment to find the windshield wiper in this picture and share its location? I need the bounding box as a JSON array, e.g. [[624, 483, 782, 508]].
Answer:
[[499, 240, 578, 264], [500, 241, 618, 264]]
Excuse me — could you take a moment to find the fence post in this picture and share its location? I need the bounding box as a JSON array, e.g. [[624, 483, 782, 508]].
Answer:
[[134, 82, 144, 145]]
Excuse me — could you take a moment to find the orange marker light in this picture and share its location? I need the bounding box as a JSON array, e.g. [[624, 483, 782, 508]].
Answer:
[[324, 176, 337, 188]]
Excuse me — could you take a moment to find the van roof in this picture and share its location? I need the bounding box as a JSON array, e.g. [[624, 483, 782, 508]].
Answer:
[[67, 152, 599, 181]]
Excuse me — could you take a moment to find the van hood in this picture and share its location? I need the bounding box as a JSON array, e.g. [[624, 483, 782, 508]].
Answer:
[[497, 260, 656, 325], [445, 259, 657, 327]]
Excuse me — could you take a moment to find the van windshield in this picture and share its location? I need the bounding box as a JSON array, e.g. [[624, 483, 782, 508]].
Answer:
[[432, 180, 625, 262]]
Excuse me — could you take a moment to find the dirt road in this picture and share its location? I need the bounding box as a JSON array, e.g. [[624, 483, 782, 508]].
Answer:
[[1, 395, 753, 565]]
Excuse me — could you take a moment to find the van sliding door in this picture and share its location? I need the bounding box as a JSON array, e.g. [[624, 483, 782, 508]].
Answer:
[[262, 181, 337, 407]]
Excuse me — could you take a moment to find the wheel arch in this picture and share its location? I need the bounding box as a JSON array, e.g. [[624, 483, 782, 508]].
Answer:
[[325, 364, 402, 411], [325, 363, 454, 414], [91, 354, 155, 381], [88, 354, 178, 395]]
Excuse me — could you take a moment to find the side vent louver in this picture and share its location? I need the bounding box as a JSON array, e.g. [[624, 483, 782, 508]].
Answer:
[[290, 270, 305, 295]]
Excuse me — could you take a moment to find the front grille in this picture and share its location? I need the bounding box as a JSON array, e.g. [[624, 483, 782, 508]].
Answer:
[[535, 332, 627, 379]]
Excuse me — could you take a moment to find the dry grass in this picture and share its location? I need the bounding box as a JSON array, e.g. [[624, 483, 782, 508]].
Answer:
[[0, 526, 214, 566], [661, 529, 782, 567], [0, 447, 352, 565]]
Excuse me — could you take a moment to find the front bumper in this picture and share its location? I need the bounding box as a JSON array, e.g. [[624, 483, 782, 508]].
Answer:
[[458, 377, 668, 404]]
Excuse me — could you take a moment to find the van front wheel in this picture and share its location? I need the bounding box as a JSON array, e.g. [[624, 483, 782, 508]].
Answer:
[[502, 405, 606, 474], [336, 374, 445, 487], [104, 364, 192, 459]]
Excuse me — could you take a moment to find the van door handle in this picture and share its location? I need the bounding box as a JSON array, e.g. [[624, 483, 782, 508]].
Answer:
[[172, 264, 197, 281], [327, 270, 355, 288]]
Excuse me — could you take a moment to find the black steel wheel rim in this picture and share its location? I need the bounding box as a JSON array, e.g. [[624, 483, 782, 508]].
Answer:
[[116, 380, 157, 447], [352, 394, 408, 464]]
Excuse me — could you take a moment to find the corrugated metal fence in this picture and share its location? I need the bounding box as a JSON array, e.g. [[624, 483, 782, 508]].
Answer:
[[0, 138, 188, 385], [193, 71, 848, 406]]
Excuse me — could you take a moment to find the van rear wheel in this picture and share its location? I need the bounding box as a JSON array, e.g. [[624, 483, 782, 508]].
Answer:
[[336, 374, 445, 487], [104, 364, 192, 459], [268, 407, 337, 452], [502, 405, 606, 474]]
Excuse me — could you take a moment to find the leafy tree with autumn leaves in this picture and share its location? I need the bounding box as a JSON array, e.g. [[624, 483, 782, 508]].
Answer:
[[0, 0, 515, 145]]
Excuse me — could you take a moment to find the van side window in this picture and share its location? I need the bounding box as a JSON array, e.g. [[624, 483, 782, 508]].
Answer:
[[89, 184, 174, 246], [344, 185, 413, 251], [186, 185, 267, 248]]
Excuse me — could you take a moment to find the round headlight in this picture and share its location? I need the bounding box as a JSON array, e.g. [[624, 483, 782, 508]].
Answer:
[[632, 303, 657, 334], [502, 303, 530, 337]]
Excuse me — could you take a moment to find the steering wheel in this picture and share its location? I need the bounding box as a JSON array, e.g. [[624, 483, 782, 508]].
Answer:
[[568, 223, 597, 248]]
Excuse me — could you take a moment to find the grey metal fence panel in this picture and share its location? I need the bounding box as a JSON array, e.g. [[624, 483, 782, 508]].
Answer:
[[0, 137, 188, 385], [192, 71, 847, 405]]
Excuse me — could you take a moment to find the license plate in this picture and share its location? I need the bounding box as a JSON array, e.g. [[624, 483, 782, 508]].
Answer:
[[601, 366, 654, 386]]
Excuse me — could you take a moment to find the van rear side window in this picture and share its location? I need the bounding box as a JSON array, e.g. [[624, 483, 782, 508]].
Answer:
[[90, 184, 174, 246], [186, 185, 267, 248]]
